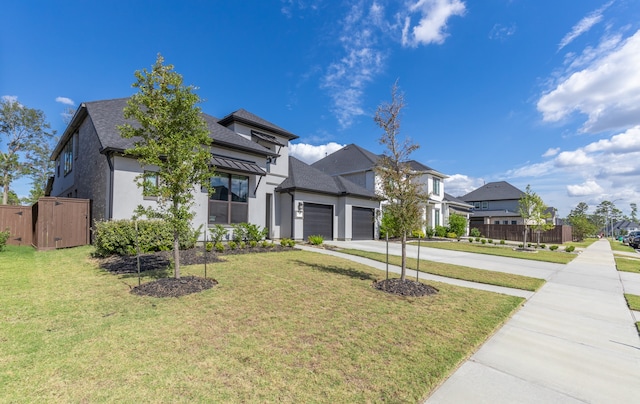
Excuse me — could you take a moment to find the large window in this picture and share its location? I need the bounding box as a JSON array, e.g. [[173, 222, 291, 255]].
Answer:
[[434, 209, 440, 227], [209, 173, 249, 224], [63, 139, 73, 175], [433, 178, 441, 195], [143, 171, 158, 199]]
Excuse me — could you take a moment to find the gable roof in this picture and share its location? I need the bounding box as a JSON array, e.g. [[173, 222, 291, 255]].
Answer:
[[311, 144, 379, 176], [444, 192, 474, 208], [218, 108, 298, 140], [460, 181, 524, 202], [53, 98, 277, 159], [277, 156, 377, 199]]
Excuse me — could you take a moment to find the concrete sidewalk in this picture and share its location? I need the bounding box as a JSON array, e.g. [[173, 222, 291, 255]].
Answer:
[[426, 239, 640, 403]]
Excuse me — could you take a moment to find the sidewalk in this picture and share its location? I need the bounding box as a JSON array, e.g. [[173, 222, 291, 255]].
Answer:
[[425, 239, 640, 403]]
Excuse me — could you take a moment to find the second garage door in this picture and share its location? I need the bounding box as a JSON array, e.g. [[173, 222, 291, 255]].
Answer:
[[303, 203, 333, 240], [352, 207, 374, 240]]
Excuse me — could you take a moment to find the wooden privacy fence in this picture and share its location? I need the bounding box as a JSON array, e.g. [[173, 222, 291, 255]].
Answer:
[[0, 197, 90, 250], [471, 224, 573, 244]]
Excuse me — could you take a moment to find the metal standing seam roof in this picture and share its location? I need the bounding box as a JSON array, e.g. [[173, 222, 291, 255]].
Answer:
[[211, 155, 266, 176]]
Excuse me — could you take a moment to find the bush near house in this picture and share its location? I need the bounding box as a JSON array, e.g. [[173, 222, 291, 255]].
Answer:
[[308, 235, 324, 245], [0, 228, 10, 252], [93, 220, 200, 257]]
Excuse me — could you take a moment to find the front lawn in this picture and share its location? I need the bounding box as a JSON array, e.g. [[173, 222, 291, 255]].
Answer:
[[339, 248, 545, 291], [408, 240, 576, 264], [0, 245, 523, 403]]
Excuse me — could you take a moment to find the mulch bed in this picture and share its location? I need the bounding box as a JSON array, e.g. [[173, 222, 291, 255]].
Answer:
[[373, 278, 439, 297], [131, 276, 218, 298]]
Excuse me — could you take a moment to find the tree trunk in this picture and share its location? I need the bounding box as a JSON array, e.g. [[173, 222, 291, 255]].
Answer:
[[400, 231, 407, 281], [173, 233, 180, 279], [2, 174, 9, 205]]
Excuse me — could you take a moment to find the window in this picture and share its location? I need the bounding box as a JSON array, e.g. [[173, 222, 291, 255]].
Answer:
[[433, 178, 441, 195], [503, 220, 509, 225], [434, 209, 440, 227], [63, 139, 73, 175], [494, 220, 500, 225], [209, 173, 249, 224], [474, 202, 481, 209], [481, 201, 488, 210], [143, 171, 158, 199], [511, 220, 517, 225]]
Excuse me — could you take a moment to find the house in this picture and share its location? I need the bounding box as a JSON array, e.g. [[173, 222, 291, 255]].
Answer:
[[459, 181, 557, 226], [48, 98, 380, 241], [311, 144, 463, 234]]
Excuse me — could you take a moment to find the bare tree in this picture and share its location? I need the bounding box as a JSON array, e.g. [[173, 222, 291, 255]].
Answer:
[[374, 81, 428, 281]]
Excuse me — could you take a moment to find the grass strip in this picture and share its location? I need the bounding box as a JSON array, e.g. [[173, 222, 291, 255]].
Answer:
[[614, 256, 640, 273], [0, 245, 523, 403], [624, 293, 640, 311], [609, 240, 639, 253], [407, 241, 575, 264], [339, 248, 545, 291]]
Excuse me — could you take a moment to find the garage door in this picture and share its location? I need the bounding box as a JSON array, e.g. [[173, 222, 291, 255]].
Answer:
[[352, 207, 374, 240], [303, 203, 333, 240]]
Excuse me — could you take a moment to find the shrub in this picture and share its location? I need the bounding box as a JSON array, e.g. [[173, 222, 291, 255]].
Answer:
[[488, 239, 493, 244], [518, 244, 524, 248], [379, 211, 399, 239], [565, 245, 576, 253], [230, 223, 247, 242], [468, 238, 473, 243], [215, 242, 225, 252], [0, 228, 10, 252], [209, 224, 228, 243], [239, 241, 246, 249], [228, 241, 238, 250], [308, 235, 324, 245], [540, 244, 546, 249], [435, 225, 447, 238], [470, 228, 481, 238], [280, 238, 296, 247], [92, 219, 202, 257], [249, 240, 258, 248], [500, 240, 506, 245], [412, 229, 425, 239], [261, 240, 271, 248], [481, 239, 487, 244], [245, 223, 268, 242], [205, 242, 213, 252], [446, 232, 457, 239], [424, 227, 435, 239], [447, 213, 467, 238], [550, 245, 559, 251], [527, 243, 533, 248], [475, 237, 481, 242]]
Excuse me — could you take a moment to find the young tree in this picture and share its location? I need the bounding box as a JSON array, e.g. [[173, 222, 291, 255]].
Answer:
[[22, 135, 57, 204], [374, 81, 428, 281], [518, 184, 548, 248], [0, 98, 53, 204], [447, 212, 467, 238], [119, 54, 214, 279], [631, 203, 638, 223], [567, 202, 597, 241]]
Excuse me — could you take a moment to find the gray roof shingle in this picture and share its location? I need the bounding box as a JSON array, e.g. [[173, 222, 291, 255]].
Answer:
[[460, 181, 524, 202], [77, 98, 276, 157], [218, 108, 298, 140], [277, 157, 377, 199]]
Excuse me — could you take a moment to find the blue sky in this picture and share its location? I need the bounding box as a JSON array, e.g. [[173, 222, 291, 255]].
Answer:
[[2, 0, 640, 217]]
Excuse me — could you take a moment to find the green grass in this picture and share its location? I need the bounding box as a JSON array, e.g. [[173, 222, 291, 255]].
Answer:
[[614, 256, 640, 273], [339, 248, 545, 291], [564, 238, 598, 249], [609, 240, 638, 253], [408, 241, 576, 264], [0, 245, 523, 403], [624, 293, 640, 311]]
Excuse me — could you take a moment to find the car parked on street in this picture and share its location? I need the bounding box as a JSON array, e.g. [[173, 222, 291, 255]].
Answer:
[[627, 231, 640, 249]]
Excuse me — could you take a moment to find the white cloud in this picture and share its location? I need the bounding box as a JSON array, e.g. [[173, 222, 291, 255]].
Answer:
[[567, 180, 604, 197], [558, 1, 612, 50], [55, 96, 75, 106], [321, 2, 387, 129], [290, 142, 345, 164], [402, 0, 466, 47], [555, 149, 595, 167], [443, 173, 484, 197], [489, 23, 516, 41], [542, 147, 560, 157], [538, 29, 640, 133]]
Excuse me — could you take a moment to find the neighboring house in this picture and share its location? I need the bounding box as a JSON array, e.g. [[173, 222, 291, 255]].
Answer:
[[48, 98, 380, 241], [311, 143, 453, 233], [443, 192, 473, 235], [459, 181, 558, 226], [610, 220, 640, 236]]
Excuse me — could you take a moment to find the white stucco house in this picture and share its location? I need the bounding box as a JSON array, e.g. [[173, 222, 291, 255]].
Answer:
[[311, 144, 471, 234], [48, 98, 380, 241]]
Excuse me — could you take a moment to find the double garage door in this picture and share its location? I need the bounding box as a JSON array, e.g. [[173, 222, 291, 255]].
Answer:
[[302, 203, 374, 240]]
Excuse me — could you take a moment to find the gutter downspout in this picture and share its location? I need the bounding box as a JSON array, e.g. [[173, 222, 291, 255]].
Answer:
[[106, 152, 114, 220]]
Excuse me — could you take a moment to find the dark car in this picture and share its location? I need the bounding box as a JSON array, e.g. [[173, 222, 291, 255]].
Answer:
[[628, 231, 640, 249]]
